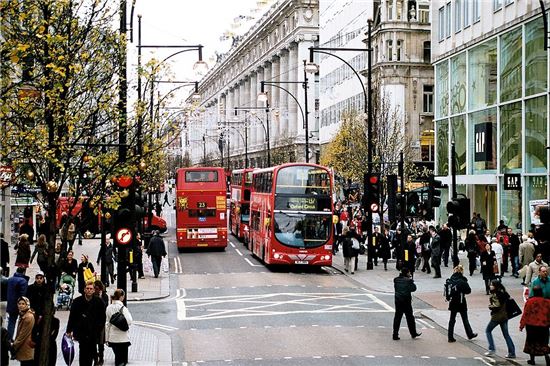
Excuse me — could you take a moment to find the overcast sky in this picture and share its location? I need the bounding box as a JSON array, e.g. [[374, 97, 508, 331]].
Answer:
[[128, 0, 274, 99]]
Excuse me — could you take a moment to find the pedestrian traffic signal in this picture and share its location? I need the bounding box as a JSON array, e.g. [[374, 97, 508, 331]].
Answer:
[[363, 173, 381, 213], [406, 191, 420, 216]]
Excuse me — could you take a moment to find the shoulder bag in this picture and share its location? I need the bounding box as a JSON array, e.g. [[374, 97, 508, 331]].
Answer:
[[109, 306, 129, 331]]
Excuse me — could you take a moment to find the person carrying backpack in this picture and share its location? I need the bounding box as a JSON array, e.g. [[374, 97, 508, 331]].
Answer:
[[446, 265, 478, 342]]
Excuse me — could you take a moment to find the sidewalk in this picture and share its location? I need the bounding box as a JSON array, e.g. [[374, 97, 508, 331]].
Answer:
[[331, 249, 526, 364], [2, 231, 171, 365]]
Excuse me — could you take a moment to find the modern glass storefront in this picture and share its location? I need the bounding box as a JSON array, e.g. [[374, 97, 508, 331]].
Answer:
[[434, 17, 548, 231]]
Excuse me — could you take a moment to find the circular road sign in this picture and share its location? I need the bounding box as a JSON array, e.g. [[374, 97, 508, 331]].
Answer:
[[116, 228, 133, 245]]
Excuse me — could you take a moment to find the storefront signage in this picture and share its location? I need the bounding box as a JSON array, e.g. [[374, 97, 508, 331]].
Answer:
[[504, 174, 521, 191], [474, 123, 493, 162]]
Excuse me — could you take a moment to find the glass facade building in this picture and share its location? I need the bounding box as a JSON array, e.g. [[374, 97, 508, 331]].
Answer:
[[434, 17, 548, 231]]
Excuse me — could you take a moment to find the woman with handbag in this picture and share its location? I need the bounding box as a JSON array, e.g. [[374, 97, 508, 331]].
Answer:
[[105, 289, 133, 366], [519, 286, 550, 365], [77, 254, 95, 295], [485, 280, 516, 359], [10, 297, 35, 366]]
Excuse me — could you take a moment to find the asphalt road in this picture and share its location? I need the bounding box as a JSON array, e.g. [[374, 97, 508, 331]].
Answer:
[[127, 210, 513, 366]]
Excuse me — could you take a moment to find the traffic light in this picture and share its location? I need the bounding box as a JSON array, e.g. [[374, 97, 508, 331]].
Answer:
[[447, 198, 470, 229], [406, 191, 420, 216], [386, 175, 398, 222], [363, 173, 381, 213]]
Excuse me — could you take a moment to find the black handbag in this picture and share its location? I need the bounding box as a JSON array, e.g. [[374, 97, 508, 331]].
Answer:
[[109, 306, 129, 331], [505, 297, 522, 320]]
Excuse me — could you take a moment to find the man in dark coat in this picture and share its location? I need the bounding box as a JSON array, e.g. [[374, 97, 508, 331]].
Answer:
[[392, 267, 421, 340], [66, 281, 106, 366], [429, 225, 442, 278], [6, 267, 29, 338], [447, 265, 477, 342], [439, 224, 452, 267], [146, 230, 167, 278]]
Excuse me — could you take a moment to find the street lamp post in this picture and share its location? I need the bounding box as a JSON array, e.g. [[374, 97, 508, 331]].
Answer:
[[306, 22, 374, 268], [234, 106, 271, 166], [258, 61, 309, 162]]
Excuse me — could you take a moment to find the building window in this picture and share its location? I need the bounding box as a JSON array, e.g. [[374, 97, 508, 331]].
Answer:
[[418, 4, 430, 23], [493, 0, 502, 11], [455, 0, 462, 33], [423, 41, 431, 63], [473, 0, 480, 22], [445, 2, 451, 37], [423, 85, 434, 113], [438, 6, 445, 41], [386, 39, 393, 61], [463, 0, 470, 27], [396, 40, 403, 61]]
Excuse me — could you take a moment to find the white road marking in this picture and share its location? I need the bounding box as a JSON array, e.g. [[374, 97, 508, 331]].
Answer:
[[132, 320, 178, 332], [235, 249, 243, 256], [244, 258, 263, 267]]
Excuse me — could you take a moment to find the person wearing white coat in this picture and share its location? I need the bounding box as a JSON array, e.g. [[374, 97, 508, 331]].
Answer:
[[491, 238, 503, 277], [105, 289, 133, 366]]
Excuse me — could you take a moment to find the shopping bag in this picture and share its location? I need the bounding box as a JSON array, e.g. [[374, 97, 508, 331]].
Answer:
[[505, 297, 522, 319], [83, 266, 95, 282], [62, 334, 75, 366]]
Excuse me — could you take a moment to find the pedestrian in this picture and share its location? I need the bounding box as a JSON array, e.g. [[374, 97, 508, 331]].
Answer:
[[94, 280, 109, 366], [529, 266, 549, 299], [14, 234, 31, 270], [419, 226, 431, 274], [1, 233, 9, 277], [25, 271, 49, 364], [525, 253, 549, 286], [429, 226, 442, 278], [491, 237, 503, 278], [30, 234, 49, 273], [519, 286, 550, 365], [520, 234, 537, 284], [59, 250, 78, 279], [392, 267, 422, 341], [10, 296, 35, 366], [447, 265, 477, 342], [6, 267, 29, 339], [439, 224, 452, 267], [77, 254, 95, 295], [464, 230, 479, 276], [146, 230, 167, 278], [403, 234, 416, 277], [97, 236, 117, 286], [105, 289, 133, 366], [480, 243, 497, 295], [378, 228, 392, 271], [19, 219, 34, 244], [508, 228, 520, 277], [66, 280, 106, 366], [485, 280, 516, 359]]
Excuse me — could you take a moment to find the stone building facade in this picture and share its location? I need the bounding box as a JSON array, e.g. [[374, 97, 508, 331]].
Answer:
[[186, 0, 320, 168]]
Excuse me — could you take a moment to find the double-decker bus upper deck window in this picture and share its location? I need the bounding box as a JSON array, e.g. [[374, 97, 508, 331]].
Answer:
[[185, 171, 218, 183], [276, 166, 330, 195]]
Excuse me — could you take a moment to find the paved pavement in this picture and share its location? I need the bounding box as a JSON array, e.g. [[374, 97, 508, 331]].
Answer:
[[2, 229, 171, 365], [331, 248, 528, 365]]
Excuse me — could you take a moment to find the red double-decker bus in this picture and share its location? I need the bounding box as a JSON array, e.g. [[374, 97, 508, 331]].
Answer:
[[229, 168, 254, 242], [249, 163, 334, 266], [175, 167, 228, 250]]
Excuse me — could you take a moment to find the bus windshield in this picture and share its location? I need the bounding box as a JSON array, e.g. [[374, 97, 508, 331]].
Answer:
[[276, 166, 330, 195], [274, 212, 331, 248]]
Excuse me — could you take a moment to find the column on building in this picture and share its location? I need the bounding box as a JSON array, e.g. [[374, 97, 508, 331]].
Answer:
[[278, 48, 289, 139], [287, 43, 298, 138]]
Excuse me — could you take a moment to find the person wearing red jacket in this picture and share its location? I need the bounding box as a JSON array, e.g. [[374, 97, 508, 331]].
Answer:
[[519, 286, 550, 365]]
